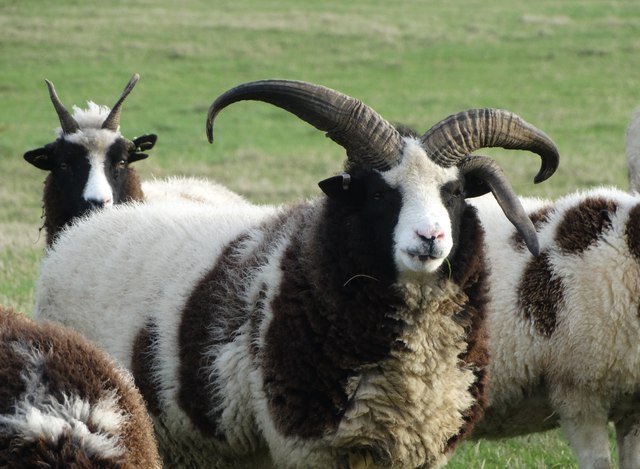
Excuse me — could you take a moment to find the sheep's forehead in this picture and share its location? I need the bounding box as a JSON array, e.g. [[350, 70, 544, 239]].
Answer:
[[382, 138, 458, 196], [63, 128, 121, 157], [54, 102, 121, 139]]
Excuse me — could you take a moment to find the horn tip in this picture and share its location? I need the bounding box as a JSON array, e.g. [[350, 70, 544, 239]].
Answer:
[[206, 121, 214, 143], [526, 237, 540, 257]]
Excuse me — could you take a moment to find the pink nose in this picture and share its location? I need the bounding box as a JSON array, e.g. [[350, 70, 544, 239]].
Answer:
[[416, 228, 445, 242]]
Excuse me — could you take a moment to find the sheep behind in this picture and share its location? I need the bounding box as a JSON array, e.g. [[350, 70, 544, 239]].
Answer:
[[469, 187, 640, 469], [24, 74, 157, 246], [0, 305, 160, 468]]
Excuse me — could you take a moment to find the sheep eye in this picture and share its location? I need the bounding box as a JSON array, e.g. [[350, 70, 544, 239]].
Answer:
[[373, 192, 383, 200], [117, 160, 126, 169], [443, 186, 463, 206], [59, 162, 68, 171]]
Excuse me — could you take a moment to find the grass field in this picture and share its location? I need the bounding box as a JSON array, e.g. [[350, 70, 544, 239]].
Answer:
[[1, 0, 639, 466]]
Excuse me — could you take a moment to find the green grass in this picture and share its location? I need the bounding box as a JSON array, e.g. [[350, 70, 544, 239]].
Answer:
[[2, 0, 639, 466]]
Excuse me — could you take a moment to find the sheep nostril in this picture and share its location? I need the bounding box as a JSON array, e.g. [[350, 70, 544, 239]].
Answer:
[[416, 229, 445, 243]]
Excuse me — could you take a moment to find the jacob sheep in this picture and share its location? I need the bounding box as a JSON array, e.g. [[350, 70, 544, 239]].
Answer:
[[33, 79, 559, 468], [0, 305, 160, 468], [467, 187, 640, 469], [24, 74, 157, 246], [25, 74, 245, 247]]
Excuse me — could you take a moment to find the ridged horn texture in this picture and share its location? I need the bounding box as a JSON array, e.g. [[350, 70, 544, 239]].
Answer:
[[206, 79, 405, 171], [101, 73, 140, 131], [459, 155, 540, 256], [45, 79, 80, 135], [421, 108, 559, 184]]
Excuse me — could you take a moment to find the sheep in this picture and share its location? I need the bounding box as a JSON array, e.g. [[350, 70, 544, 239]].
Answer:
[[625, 106, 640, 193], [24, 73, 157, 246], [141, 175, 248, 206], [25, 74, 248, 247], [0, 305, 161, 468], [32, 79, 560, 468], [466, 187, 640, 469]]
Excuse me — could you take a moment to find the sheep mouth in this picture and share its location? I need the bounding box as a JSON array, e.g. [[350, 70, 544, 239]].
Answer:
[[405, 249, 441, 263]]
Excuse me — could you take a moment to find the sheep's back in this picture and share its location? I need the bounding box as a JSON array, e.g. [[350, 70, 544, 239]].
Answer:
[[34, 199, 276, 370], [472, 188, 640, 437]]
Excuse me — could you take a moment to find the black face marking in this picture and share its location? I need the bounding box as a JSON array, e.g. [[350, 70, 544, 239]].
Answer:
[[337, 169, 403, 282]]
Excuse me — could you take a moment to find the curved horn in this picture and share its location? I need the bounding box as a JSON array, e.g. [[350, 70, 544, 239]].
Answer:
[[206, 79, 405, 171], [459, 155, 539, 256], [421, 108, 559, 184], [44, 79, 80, 135], [101, 73, 140, 131]]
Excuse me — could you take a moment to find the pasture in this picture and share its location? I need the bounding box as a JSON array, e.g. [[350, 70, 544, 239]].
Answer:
[[1, 0, 639, 466]]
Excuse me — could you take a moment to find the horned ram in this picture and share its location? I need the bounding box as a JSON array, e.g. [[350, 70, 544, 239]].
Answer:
[[33, 79, 559, 468]]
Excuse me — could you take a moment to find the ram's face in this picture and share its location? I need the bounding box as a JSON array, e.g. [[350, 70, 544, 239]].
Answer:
[[60, 129, 127, 212], [383, 139, 463, 278]]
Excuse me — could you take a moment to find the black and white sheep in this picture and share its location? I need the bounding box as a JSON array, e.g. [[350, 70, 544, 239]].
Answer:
[[24, 74, 246, 247], [0, 305, 161, 468], [24, 74, 157, 246], [466, 187, 640, 469], [33, 79, 559, 468]]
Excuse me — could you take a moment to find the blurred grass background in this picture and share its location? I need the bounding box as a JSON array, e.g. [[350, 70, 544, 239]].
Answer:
[[1, 0, 639, 466]]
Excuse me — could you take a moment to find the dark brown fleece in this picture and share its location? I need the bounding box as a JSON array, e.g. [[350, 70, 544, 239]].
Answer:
[[0, 306, 160, 468], [177, 207, 297, 438], [444, 205, 490, 450], [555, 197, 617, 254], [517, 253, 564, 337], [626, 203, 640, 261], [131, 320, 162, 416]]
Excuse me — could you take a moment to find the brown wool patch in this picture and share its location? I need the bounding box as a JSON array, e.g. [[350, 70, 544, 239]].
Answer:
[[555, 197, 617, 254], [444, 205, 490, 449], [510, 205, 554, 251], [0, 306, 160, 468], [178, 237, 248, 438], [178, 209, 297, 438], [626, 203, 640, 260], [131, 321, 162, 416], [517, 253, 563, 336], [0, 309, 28, 416]]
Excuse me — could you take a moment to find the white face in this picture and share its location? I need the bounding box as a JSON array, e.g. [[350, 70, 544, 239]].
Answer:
[[382, 139, 459, 278], [66, 129, 118, 207]]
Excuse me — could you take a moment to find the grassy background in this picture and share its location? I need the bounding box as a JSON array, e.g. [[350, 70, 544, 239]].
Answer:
[[1, 0, 638, 466]]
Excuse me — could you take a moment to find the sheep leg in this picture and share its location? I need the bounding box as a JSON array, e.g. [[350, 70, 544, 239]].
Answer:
[[615, 413, 640, 469], [561, 417, 612, 469]]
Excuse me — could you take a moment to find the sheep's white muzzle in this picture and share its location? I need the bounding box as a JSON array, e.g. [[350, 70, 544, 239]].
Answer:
[[399, 246, 448, 273]]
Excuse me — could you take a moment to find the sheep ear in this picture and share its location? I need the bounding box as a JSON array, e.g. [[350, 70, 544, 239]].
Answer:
[[130, 134, 157, 163], [24, 144, 55, 171], [318, 173, 352, 199]]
